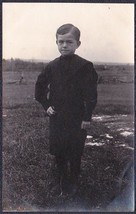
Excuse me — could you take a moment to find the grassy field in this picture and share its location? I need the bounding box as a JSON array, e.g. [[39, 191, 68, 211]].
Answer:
[[3, 70, 134, 114], [2, 65, 134, 212]]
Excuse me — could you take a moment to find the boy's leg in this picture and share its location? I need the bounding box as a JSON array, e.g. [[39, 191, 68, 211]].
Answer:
[[69, 153, 82, 195], [56, 156, 67, 175], [70, 154, 81, 184], [69, 129, 87, 194], [55, 155, 68, 194], [70, 128, 87, 182]]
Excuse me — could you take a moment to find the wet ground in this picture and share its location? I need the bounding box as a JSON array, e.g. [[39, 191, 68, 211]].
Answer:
[[86, 114, 134, 148]]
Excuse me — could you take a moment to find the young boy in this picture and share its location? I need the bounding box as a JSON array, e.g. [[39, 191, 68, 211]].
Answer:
[[35, 24, 98, 195]]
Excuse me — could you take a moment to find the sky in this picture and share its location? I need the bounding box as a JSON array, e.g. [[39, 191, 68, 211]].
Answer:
[[3, 3, 134, 63]]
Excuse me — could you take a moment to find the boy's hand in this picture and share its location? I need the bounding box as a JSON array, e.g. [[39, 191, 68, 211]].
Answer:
[[81, 121, 91, 129], [47, 106, 56, 116]]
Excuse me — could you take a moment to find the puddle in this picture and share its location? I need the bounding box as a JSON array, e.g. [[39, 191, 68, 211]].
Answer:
[[86, 114, 134, 150], [93, 115, 112, 122], [87, 135, 93, 139], [93, 115, 134, 138], [85, 142, 104, 147], [3, 115, 7, 117], [120, 131, 133, 137], [93, 114, 128, 122], [99, 134, 114, 139], [105, 134, 113, 139], [117, 128, 134, 131], [92, 114, 133, 124], [115, 144, 134, 150]]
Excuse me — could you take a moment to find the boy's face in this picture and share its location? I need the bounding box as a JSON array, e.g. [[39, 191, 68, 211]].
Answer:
[[56, 32, 81, 56]]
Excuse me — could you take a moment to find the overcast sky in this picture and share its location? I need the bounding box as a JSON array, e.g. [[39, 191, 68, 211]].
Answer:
[[3, 3, 134, 63]]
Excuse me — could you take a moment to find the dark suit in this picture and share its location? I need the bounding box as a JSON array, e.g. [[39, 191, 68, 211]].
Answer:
[[35, 54, 98, 182]]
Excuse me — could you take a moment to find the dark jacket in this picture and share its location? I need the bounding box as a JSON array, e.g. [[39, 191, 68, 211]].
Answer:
[[35, 54, 98, 156]]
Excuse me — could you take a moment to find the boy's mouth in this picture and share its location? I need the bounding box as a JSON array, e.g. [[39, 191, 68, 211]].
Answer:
[[61, 50, 69, 52]]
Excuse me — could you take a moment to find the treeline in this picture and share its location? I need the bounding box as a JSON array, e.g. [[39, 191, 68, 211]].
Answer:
[[2, 58, 133, 73], [2, 58, 48, 72], [3, 58, 111, 73]]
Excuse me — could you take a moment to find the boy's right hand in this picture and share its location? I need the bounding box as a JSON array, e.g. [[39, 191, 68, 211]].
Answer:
[[81, 121, 91, 129], [46, 106, 56, 116]]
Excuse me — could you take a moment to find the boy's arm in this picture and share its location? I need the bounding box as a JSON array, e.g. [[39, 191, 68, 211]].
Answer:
[[35, 65, 51, 111], [82, 62, 98, 122]]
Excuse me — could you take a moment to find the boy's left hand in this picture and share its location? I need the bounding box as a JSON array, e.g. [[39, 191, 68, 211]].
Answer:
[[81, 121, 91, 129]]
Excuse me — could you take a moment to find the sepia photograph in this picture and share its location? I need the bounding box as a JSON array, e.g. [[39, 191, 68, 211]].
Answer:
[[2, 2, 134, 212]]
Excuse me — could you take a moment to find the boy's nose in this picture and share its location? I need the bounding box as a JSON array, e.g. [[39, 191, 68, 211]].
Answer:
[[62, 42, 67, 47]]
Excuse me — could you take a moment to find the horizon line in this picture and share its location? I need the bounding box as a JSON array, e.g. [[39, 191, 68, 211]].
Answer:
[[3, 58, 134, 65]]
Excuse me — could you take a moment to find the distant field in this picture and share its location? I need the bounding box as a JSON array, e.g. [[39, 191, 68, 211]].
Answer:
[[94, 63, 134, 83], [3, 67, 134, 114]]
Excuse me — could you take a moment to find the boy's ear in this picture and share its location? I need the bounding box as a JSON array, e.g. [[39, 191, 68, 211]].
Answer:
[[77, 41, 81, 48], [56, 40, 58, 44]]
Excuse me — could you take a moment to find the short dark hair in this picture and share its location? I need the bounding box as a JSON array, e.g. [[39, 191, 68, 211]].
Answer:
[[56, 24, 80, 41]]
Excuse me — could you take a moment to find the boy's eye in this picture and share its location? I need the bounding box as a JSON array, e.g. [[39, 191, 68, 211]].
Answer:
[[58, 41, 63, 44], [58, 40, 73, 44]]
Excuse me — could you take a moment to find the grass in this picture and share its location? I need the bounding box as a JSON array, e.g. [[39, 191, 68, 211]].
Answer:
[[3, 102, 134, 211], [2, 65, 134, 211]]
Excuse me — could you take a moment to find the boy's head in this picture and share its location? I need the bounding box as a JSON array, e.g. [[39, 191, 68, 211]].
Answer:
[[56, 24, 81, 56]]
